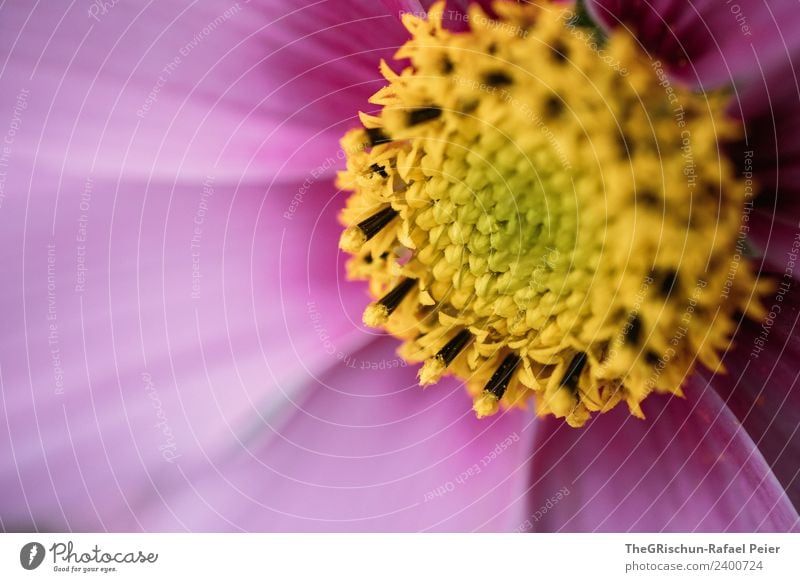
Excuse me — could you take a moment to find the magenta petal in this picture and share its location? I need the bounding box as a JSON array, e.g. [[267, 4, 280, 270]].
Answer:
[[0, 162, 371, 530], [748, 210, 800, 280], [0, 0, 414, 531], [526, 387, 799, 532], [586, 0, 800, 89], [397, 0, 500, 32], [707, 279, 800, 509], [0, 1, 409, 184], [728, 56, 800, 227], [381, 0, 425, 17], [135, 337, 532, 532]]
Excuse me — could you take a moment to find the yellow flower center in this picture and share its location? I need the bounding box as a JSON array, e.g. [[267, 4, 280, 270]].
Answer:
[[336, 1, 766, 427]]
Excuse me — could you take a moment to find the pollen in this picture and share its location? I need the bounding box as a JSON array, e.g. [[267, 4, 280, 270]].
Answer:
[[336, 1, 767, 427]]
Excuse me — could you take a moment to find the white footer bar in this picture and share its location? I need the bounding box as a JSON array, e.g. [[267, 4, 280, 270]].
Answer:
[[1, 533, 798, 581]]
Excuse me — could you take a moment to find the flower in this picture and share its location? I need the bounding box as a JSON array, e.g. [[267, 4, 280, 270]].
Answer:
[[0, 0, 797, 532], [338, 2, 765, 429]]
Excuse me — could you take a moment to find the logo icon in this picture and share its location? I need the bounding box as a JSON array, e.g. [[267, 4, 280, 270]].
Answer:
[[20, 542, 46, 570]]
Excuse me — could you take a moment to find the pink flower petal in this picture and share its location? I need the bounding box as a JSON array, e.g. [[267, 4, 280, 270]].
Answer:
[[136, 337, 532, 531], [0, 164, 371, 530], [728, 57, 800, 235], [525, 385, 799, 531], [705, 279, 800, 510], [0, 1, 409, 183], [381, 0, 425, 18], [586, 0, 800, 89], [748, 210, 800, 280], [0, 0, 411, 530]]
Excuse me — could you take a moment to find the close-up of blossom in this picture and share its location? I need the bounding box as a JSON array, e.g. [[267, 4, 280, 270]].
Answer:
[[1, 0, 799, 536]]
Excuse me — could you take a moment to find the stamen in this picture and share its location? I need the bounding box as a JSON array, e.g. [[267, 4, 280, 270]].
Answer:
[[337, 1, 764, 426], [658, 270, 679, 298], [625, 315, 643, 346], [544, 95, 563, 118], [618, 133, 634, 158], [407, 106, 442, 126], [419, 329, 473, 385], [369, 163, 389, 178], [561, 352, 587, 392], [365, 127, 391, 146], [441, 56, 454, 74], [645, 351, 661, 366], [363, 278, 417, 327], [637, 189, 661, 207], [483, 71, 513, 87], [474, 353, 520, 418], [549, 40, 569, 63], [339, 206, 398, 252]]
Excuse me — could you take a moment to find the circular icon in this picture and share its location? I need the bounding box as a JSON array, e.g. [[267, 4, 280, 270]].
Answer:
[[20, 542, 46, 570]]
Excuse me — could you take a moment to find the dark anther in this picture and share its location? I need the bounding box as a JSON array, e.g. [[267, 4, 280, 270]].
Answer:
[[645, 351, 661, 366], [407, 106, 442, 126], [364, 254, 373, 264], [369, 163, 388, 178], [560, 352, 587, 392], [484, 353, 521, 399], [618, 133, 634, 158], [550, 40, 569, 63], [659, 270, 679, 298], [365, 127, 391, 146], [545, 95, 563, 118], [460, 100, 479, 114], [378, 278, 417, 315], [441, 56, 454, 74], [625, 315, 643, 346], [703, 182, 720, 199], [436, 330, 473, 366], [357, 206, 398, 242], [487, 42, 497, 55], [483, 71, 513, 88], [637, 189, 661, 208]]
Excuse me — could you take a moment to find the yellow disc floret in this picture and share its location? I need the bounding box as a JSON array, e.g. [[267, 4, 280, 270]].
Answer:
[[337, 1, 767, 427]]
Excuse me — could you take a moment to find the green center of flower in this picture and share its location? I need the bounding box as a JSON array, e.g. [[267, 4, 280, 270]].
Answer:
[[337, 1, 765, 427]]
